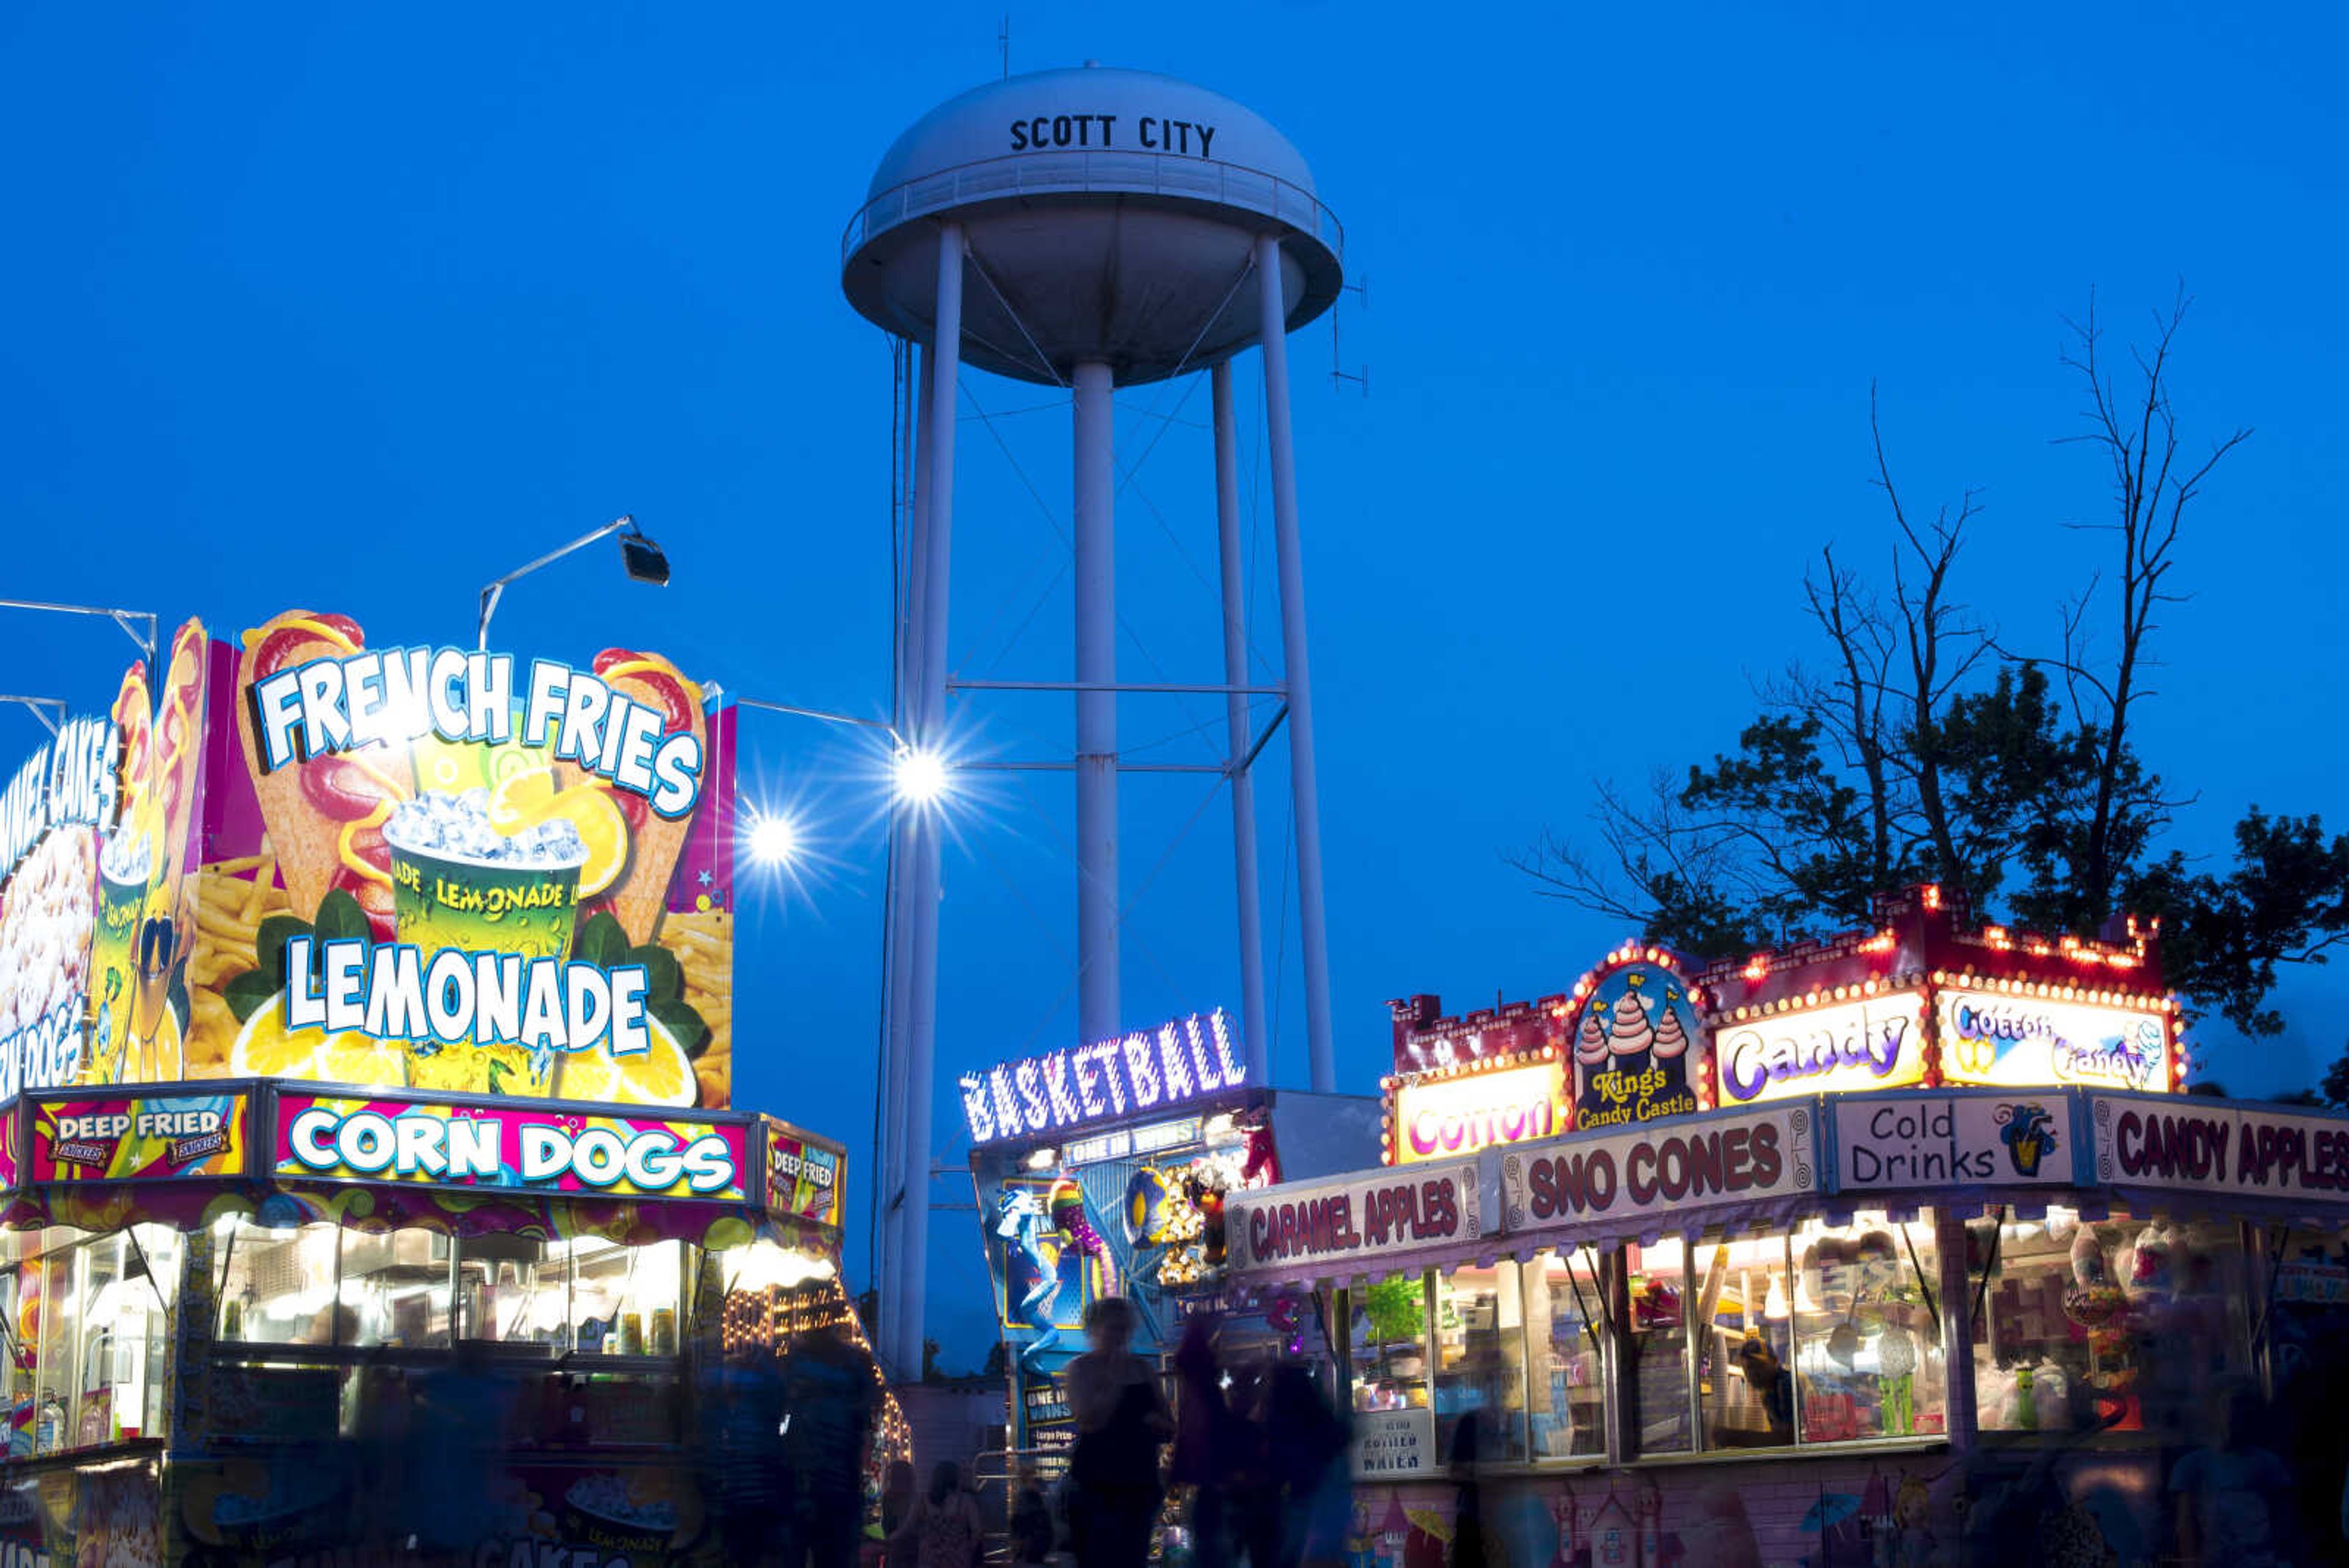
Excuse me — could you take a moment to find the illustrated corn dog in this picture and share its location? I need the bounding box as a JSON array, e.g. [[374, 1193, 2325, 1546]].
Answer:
[[557, 648, 706, 944], [234, 611, 413, 935]]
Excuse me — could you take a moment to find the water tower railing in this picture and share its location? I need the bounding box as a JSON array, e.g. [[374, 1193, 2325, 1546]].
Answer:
[[842, 150, 1344, 267]]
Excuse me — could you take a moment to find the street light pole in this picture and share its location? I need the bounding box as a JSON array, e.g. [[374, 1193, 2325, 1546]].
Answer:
[[0, 600, 157, 671], [476, 516, 671, 650]]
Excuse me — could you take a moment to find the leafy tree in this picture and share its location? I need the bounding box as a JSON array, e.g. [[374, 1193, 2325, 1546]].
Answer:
[[1516, 291, 2349, 1060]]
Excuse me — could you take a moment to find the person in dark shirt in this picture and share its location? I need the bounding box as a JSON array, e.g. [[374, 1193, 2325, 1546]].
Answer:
[[782, 1323, 878, 1568]]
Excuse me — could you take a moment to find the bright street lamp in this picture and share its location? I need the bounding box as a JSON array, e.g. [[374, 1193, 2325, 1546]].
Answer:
[[477, 515, 670, 650], [745, 811, 803, 868], [891, 746, 950, 806]]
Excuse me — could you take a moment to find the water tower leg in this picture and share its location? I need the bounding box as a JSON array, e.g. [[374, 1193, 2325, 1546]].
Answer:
[[1253, 234, 1335, 1093], [1212, 361, 1271, 1086], [877, 344, 933, 1369], [1072, 359, 1121, 1047], [895, 220, 964, 1381]]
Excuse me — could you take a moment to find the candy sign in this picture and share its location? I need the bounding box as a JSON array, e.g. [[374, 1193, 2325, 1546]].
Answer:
[[1713, 994, 1926, 1105], [1937, 988, 2169, 1092], [1569, 959, 1702, 1128], [29, 1092, 249, 1181], [1389, 1060, 1565, 1164]]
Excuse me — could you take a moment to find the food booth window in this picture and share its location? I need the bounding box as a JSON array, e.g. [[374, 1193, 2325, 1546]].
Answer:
[[1346, 1273, 1430, 1416], [1625, 1239, 1692, 1456], [213, 1219, 686, 1357], [1968, 1204, 2251, 1436], [0, 1226, 184, 1455], [1432, 1261, 1526, 1463], [1520, 1248, 1606, 1462]]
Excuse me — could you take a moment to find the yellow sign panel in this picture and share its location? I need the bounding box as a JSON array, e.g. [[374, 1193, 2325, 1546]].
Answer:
[[1937, 987, 2170, 1093], [1390, 1060, 1567, 1164], [1713, 994, 1929, 1106]]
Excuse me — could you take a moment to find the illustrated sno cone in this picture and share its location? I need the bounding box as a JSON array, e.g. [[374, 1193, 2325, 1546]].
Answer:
[[1651, 997, 1690, 1060], [1576, 1008, 1609, 1064], [1607, 988, 1655, 1059]]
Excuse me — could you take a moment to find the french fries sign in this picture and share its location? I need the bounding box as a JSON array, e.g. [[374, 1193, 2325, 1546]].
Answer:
[[1, 610, 738, 1110]]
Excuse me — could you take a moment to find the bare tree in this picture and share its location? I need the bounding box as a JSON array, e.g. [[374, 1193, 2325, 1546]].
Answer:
[[2045, 288, 2252, 921]]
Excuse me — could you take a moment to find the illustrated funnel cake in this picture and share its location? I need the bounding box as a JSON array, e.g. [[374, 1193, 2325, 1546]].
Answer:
[[234, 611, 415, 936], [555, 648, 705, 944]]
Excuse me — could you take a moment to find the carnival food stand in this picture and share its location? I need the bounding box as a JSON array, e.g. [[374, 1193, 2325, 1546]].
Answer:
[[1225, 888, 2349, 1568], [957, 1011, 1376, 1468], [0, 609, 889, 1566]]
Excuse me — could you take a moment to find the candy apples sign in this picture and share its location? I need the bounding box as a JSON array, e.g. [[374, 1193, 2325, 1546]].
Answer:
[[186, 613, 736, 1109]]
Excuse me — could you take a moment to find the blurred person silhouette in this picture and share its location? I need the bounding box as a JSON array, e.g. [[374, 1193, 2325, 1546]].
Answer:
[[2170, 1380, 2299, 1567], [880, 1458, 920, 1568], [1170, 1315, 1255, 1568], [902, 1460, 985, 1568], [1009, 1484, 1058, 1568], [782, 1321, 878, 1568], [407, 1337, 516, 1564], [709, 1342, 792, 1567], [1065, 1296, 1170, 1568], [1444, 1411, 1488, 1568], [1261, 1361, 1353, 1568]]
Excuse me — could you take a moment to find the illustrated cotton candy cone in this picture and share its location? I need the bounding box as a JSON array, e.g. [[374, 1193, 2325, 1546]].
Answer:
[[557, 649, 707, 945]]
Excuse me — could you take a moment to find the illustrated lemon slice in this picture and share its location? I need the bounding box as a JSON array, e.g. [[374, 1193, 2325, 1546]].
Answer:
[[555, 1019, 695, 1107], [228, 990, 409, 1088], [489, 767, 558, 828], [518, 786, 629, 897]]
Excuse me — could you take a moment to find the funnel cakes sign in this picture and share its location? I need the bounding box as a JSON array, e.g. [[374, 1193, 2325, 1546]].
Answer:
[[182, 611, 737, 1109]]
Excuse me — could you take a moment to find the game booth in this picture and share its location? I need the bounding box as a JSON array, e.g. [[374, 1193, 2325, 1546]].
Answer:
[[959, 1013, 1376, 1479], [0, 609, 891, 1566], [1223, 887, 2349, 1568]]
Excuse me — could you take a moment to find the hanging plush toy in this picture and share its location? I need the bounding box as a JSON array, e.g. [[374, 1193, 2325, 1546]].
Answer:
[[2063, 1223, 2128, 1330], [1266, 1293, 1307, 1356], [2122, 1223, 2175, 1304], [1048, 1177, 1106, 1257], [997, 1189, 1062, 1369]]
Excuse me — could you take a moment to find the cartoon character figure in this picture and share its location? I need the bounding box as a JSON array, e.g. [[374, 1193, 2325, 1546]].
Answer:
[[1888, 1474, 1938, 1568], [996, 1188, 1062, 1369], [1048, 1177, 1105, 1256]]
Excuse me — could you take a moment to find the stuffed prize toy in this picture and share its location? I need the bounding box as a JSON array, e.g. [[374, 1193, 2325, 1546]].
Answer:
[[1049, 1178, 1106, 1257], [2063, 1224, 2128, 1331], [2123, 1224, 2175, 1303]]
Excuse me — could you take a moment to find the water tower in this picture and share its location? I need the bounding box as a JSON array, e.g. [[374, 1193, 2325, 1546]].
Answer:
[[842, 64, 1343, 1377]]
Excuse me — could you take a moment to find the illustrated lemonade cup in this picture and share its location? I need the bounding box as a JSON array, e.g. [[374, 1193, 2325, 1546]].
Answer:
[[383, 789, 590, 1096], [89, 829, 152, 1082]]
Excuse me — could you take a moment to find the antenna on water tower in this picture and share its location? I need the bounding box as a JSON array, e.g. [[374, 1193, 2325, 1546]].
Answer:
[[1331, 277, 1368, 396]]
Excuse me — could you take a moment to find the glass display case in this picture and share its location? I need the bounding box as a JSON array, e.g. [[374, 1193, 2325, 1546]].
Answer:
[[1970, 1205, 2248, 1438]]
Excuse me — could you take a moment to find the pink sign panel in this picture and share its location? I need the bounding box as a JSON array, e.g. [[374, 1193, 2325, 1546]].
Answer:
[[272, 1092, 748, 1202]]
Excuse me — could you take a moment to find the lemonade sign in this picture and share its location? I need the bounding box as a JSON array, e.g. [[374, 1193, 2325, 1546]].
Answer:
[[185, 611, 736, 1109]]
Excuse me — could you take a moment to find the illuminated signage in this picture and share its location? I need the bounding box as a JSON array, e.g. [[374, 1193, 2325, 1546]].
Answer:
[[959, 1009, 1245, 1146], [2090, 1093, 2349, 1199], [766, 1127, 843, 1226], [1225, 1159, 1482, 1277], [1714, 994, 1926, 1105], [30, 1091, 250, 1181], [1501, 1104, 1816, 1230], [1833, 1093, 2074, 1189], [1570, 959, 1703, 1127], [1390, 1061, 1565, 1164], [1937, 988, 2168, 1091], [272, 1091, 746, 1200]]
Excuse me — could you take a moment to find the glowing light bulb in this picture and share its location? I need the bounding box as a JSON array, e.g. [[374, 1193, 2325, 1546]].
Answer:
[[1764, 1273, 1791, 1322], [893, 747, 949, 804], [746, 811, 801, 866]]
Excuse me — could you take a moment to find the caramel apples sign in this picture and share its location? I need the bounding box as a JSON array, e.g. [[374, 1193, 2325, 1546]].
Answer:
[[184, 611, 737, 1108]]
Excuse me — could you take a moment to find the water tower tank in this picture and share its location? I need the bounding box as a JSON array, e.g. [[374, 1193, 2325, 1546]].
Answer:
[[841, 65, 1345, 385]]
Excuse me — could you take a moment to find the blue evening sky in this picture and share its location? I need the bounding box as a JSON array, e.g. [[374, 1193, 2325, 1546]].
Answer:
[[4, 4, 2343, 1364]]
